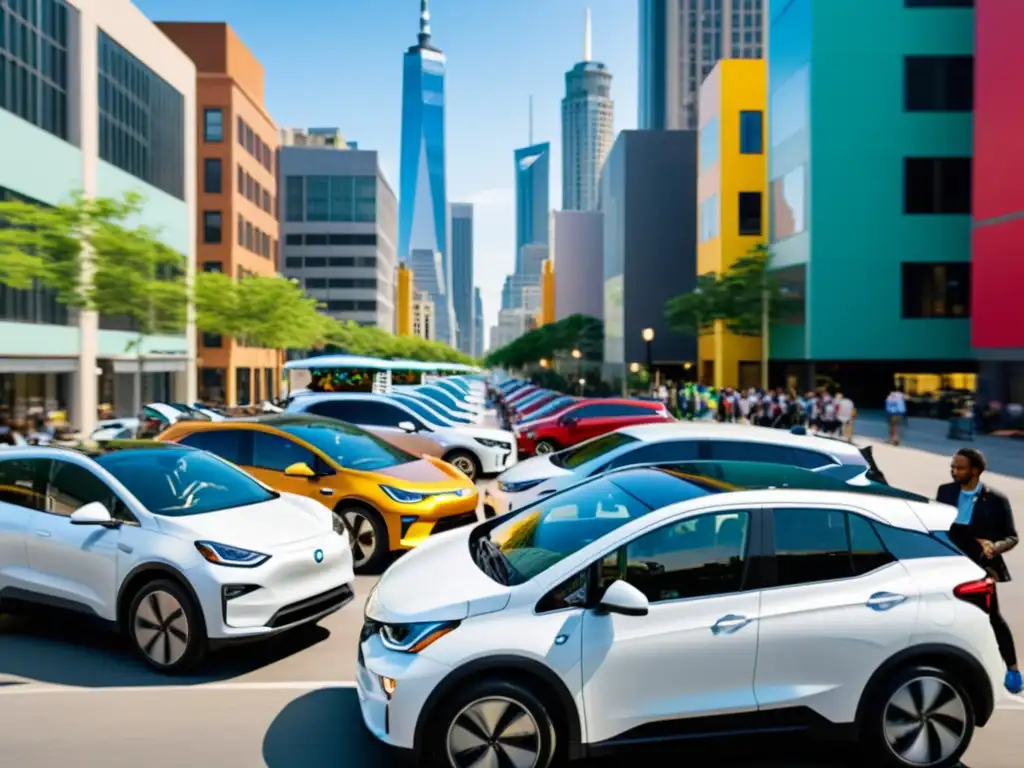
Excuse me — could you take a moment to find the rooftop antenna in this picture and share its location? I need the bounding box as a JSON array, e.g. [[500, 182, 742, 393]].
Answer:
[[529, 95, 533, 145], [584, 7, 592, 61], [418, 0, 431, 45]]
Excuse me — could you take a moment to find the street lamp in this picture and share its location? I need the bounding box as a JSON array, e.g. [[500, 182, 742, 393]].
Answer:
[[578, 377, 586, 395], [539, 358, 549, 368], [629, 362, 640, 373], [641, 328, 654, 389], [571, 348, 582, 392]]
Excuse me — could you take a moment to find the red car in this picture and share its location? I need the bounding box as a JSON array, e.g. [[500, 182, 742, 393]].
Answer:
[[515, 397, 674, 456], [512, 391, 563, 421]]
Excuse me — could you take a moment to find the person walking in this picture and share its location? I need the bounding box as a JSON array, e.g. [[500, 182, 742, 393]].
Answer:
[[938, 448, 1022, 694], [836, 390, 856, 442], [885, 385, 907, 445]]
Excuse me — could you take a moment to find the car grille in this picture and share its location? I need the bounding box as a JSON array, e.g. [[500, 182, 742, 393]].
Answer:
[[431, 511, 478, 535], [265, 584, 354, 629]]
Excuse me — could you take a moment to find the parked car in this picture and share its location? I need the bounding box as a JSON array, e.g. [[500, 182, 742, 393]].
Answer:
[[515, 398, 675, 456], [509, 390, 560, 421], [394, 385, 485, 423], [155, 415, 478, 573], [515, 395, 579, 426], [357, 461, 998, 767], [0, 441, 355, 673], [486, 421, 885, 517], [286, 393, 516, 481]]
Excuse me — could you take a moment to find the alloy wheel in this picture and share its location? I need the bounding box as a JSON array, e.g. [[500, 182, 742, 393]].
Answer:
[[133, 589, 190, 667], [446, 696, 541, 768], [343, 510, 377, 568], [534, 442, 553, 455], [883, 675, 967, 766], [451, 455, 477, 479]]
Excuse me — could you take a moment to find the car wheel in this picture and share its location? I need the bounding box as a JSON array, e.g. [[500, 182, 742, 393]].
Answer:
[[863, 664, 974, 768], [534, 439, 558, 456], [424, 678, 559, 768], [445, 450, 480, 481], [340, 505, 389, 575], [127, 578, 207, 674]]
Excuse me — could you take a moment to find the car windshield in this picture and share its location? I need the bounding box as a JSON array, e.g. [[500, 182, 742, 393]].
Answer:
[[419, 387, 464, 410], [474, 477, 656, 585], [280, 420, 415, 471], [391, 396, 451, 426], [520, 397, 575, 423], [96, 448, 276, 516], [550, 432, 640, 470]]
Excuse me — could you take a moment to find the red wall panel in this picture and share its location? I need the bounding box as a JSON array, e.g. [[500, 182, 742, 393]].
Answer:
[[971, 219, 1024, 348], [973, 0, 1024, 221]]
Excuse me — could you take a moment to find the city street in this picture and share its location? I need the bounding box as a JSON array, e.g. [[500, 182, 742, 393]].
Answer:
[[2, 430, 1024, 766]]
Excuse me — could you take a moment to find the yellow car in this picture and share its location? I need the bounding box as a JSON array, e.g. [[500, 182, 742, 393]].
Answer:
[[156, 414, 479, 573]]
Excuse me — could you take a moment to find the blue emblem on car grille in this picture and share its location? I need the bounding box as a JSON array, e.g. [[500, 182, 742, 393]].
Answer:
[[455, 488, 466, 497], [314, 548, 324, 563]]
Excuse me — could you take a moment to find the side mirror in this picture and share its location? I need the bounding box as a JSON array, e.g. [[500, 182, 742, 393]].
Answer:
[[398, 421, 417, 433], [597, 580, 649, 617], [284, 462, 317, 478], [70, 502, 118, 528]]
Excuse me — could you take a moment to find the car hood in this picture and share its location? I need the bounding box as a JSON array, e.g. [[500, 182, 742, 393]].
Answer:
[[443, 424, 516, 444], [514, 414, 559, 434], [497, 454, 571, 484], [155, 493, 333, 550], [373, 457, 469, 489], [366, 527, 510, 623]]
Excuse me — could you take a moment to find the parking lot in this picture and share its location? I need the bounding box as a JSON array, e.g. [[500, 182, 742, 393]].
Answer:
[[2, 429, 1023, 766]]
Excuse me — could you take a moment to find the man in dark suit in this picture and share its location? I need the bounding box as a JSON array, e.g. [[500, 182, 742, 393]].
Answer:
[[938, 447, 1021, 693]]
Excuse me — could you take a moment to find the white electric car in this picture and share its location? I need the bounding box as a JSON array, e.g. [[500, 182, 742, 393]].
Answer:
[[357, 461, 1001, 768], [286, 393, 516, 482], [0, 442, 355, 673], [484, 422, 886, 517]]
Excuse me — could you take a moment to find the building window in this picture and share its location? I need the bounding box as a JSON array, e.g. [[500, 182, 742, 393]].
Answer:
[[354, 176, 376, 222], [202, 261, 222, 273], [904, 157, 971, 214], [738, 192, 762, 235], [203, 158, 222, 193], [904, 0, 972, 7], [699, 116, 720, 169], [203, 108, 223, 142], [202, 333, 222, 348], [901, 262, 970, 318], [699, 195, 720, 243], [770, 166, 806, 240], [904, 56, 973, 112], [306, 176, 330, 221], [285, 176, 304, 221], [739, 111, 763, 153], [98, 31, 185, 199], [285, 234, 302, 246], [202, 211, 222, 244], [237, 214, 244, 246]]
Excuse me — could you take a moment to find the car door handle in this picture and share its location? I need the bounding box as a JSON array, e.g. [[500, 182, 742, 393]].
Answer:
[[867, 592, 907, 611], [711, 614, 752, 635], [33, 529, 52, 538], [320, 488, 334, 497], [538, 489, 557, 496]]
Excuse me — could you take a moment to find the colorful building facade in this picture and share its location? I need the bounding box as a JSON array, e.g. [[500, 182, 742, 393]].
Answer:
[[697, 58, 767, 390]]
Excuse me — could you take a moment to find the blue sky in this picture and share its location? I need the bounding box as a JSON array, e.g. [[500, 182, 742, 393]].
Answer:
[[135, 0, 638, 333]]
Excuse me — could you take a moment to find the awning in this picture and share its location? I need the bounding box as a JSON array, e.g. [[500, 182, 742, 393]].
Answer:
[[0, 357, 78, 374], [111, 358, 187, 374]]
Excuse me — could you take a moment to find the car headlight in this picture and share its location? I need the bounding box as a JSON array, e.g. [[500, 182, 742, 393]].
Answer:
[[497, 478, 544, 493], [195, 540, 271, 568], [474, 437, 508, 449], [380, 484, 425, 503], [380, 621, 459, 653]]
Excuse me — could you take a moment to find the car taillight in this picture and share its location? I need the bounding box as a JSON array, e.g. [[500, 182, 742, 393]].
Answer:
[[954, 578, 994, 613]]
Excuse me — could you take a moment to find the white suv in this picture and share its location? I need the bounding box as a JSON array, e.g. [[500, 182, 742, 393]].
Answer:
[[357, 462, 1001, 767], [0, 443, 355, 673]]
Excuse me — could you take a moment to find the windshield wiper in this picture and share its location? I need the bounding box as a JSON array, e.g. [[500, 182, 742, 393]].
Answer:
[[475, 537, 513, 585]]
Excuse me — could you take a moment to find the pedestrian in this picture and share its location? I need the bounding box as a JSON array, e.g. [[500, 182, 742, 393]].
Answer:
[[938, 448, 1021, 694], [836, 390, 856, 442], [885, 385, 907, 445]]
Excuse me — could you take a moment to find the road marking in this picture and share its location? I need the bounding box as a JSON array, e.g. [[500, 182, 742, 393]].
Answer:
[[0, 680, 358, 695]]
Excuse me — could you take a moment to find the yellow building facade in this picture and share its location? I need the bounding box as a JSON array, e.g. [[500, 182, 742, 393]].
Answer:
[[539, 259, 556, 326], [696, 59, 767, 390], [395, 264, 413, 335]]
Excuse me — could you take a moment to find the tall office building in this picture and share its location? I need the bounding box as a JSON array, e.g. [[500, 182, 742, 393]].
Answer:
[[561, 8, 614, 211], [397, 0, 455, 345], [473, 287, 484, 358], [514, 142, 551, 266], [450, 203, 474, 356], [638, 0, 765, 130]]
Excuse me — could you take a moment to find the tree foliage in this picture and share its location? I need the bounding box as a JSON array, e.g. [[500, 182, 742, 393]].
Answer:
[[665, 244, 801, 337], [484, 314, 603, 369]]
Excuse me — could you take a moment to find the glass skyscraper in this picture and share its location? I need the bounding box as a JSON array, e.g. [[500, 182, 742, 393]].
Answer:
[[398, 0, 455, 345], [514, 142, 550, 269], [450, 202, 474, 356]]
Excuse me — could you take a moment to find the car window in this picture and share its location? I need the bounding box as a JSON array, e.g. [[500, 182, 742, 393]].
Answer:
[[550, 432, 639, 471], [525, 397, 574, 421], [848, 512, 895, 575], [304, 399, 360, 422], [0, 457, 50, 511], [604, 440, 701, 473], [48, 460, 134, 522], [609, 403, 658, 417], [603, 511, 751, 603], [252, 432, 319, 472], [706, 440, 797, 465], [96, 448, 276, 516], [536, 569, 590, 613], [177, 430, 249, 465], [772, 507, 894, 586], [484, 477, 655, 585], [391, 396, 448, 426], [279, 421, 415, 470], [309, 400, 412, 429], [789, 447, 838, 469]]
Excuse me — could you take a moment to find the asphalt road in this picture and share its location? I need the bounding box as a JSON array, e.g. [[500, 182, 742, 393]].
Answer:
[[2, 433, 1024, 766]]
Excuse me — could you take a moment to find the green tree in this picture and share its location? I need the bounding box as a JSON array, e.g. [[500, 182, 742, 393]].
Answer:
[[664, 272, 729, 335], [484, 314, 603, 370]]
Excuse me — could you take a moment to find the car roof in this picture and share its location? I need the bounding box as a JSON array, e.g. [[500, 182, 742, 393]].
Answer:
[[617, 421, 862, 456], [0, 440, 190, 462]]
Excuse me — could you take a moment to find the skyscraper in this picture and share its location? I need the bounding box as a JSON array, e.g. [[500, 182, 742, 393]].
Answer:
[[450, 203, 474, 356], [638, 0, 765, 130], [473, 287, 484, 358], [514, 142, 550, 269], [398, 0, 456, 345], [561, 8, 614, 211]]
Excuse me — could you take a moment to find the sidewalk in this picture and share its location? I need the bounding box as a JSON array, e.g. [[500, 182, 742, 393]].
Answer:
[[853, 411, 1024, 479]]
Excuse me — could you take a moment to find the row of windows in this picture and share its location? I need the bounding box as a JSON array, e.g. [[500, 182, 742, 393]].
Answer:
[[0, 56, 65, 138], [901, 261, 970, 319], [284, 255, 377, 269], [237, 214, 275, 258], [237, 115, 273, 173], [98, 31, 185, 200], [324, 299, 377, 313], [0, 280, 69, 325], [301, 277, 377, 290], [283, 232, 378, 247], [238, 163, 273, 213], [0, 2, 68, 139], [285, 175, 377, 223]]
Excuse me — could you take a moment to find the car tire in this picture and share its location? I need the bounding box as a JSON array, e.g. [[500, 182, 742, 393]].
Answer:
[[534, 439, 558, 456], [444, 450, 480, 482], [423, 678, 560, 768], [127, 578, 207, 674], [339, 504, 389, 575], [861, 664, 975, 768]]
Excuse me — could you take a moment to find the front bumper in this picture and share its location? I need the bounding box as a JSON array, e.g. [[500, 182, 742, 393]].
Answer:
[[391, 491, 480, 551], [477, 446, 518, 475]]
